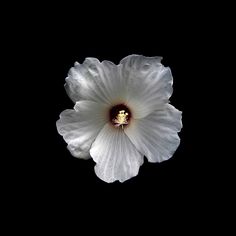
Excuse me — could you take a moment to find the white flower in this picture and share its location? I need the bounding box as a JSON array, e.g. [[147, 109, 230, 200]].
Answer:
[[56, 55, 182, 183]]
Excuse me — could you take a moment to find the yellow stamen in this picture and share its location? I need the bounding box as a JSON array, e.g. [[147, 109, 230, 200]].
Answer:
[[113, 110, 129, 128]]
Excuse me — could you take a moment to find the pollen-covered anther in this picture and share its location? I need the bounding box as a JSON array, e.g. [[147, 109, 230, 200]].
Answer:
[[109, 104, 131, 128], [113, 110, 129, 128]]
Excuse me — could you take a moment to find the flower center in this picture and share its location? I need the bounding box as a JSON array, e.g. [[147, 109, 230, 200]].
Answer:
[[109, 104, 131, 129]]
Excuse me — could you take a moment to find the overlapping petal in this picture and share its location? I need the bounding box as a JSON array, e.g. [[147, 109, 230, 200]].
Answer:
[[90, 124, 144, 183], [65, 55, 173, 120], [120, 55, 173, 119], [56, 100, 107, 159], [65, 58, 127, 105], [125, 104, 182, 163]]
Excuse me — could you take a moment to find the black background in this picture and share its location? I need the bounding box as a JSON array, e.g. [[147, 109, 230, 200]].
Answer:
[[5, 2, 228, 231]]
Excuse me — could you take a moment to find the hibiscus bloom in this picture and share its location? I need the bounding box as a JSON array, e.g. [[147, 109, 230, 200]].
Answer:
[[56, 55, 182, 183]]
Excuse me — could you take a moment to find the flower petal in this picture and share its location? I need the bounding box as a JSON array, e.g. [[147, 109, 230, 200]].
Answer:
[[120, 54, 173, 119], [65, 58, 127, 105], [125, 104, 182, 163], [90, 124, 144, 183], [56, 100, 107, 159]]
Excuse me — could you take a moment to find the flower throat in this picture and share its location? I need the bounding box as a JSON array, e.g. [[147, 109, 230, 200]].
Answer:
[[109, 104, 131, 129]]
